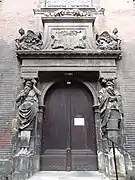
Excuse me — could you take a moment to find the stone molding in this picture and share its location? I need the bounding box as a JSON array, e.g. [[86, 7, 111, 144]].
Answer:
[[33, 7, 105, 16], [16, 50, 121, 58]]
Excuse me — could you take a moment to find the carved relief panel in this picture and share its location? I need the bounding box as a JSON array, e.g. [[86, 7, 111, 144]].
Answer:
[[44, 24, 95, 50], [51, 30, 87, 50]]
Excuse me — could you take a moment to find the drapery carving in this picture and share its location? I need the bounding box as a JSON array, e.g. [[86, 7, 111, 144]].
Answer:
[[16, 79, 41, 130], [98, 77, 123, 139], [15, 28, 44, 50], [96, 28, 121, 50]]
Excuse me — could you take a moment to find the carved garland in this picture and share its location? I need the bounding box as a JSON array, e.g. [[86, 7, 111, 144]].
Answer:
[[44, 8, 94, 17]]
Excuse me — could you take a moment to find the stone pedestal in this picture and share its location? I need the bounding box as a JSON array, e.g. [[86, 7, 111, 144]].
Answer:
[[104, 148, 126, 180], [12, 154, 35, 180]]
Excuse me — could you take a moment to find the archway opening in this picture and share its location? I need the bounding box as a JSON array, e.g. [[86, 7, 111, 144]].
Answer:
[[40, 80, 98, 171]]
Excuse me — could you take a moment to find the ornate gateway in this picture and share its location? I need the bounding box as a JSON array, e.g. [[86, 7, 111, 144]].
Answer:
[[12, 5, 125, 180]]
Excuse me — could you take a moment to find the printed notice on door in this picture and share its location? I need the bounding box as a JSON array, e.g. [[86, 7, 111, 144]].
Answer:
[[74, 118, 85, 126]]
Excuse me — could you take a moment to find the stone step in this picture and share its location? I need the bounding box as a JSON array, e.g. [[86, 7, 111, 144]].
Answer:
[[28, 171, 109, 180]]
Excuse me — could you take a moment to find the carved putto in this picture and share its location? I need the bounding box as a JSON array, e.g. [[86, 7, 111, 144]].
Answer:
[[44, 8, 93, 17], [96, 28, 121, 50], [15, 28, 44, 50], [51, 30, 87, 50]]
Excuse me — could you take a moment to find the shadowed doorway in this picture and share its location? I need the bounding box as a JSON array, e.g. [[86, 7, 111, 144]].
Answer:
[[40, 80, 98, 171]]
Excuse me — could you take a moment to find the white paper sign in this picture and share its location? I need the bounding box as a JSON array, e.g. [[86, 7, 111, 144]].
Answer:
[[74, 118, 85, 126]]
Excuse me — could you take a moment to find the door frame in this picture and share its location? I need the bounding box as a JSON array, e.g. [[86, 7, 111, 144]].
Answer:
[[37, 79, 101, 171]]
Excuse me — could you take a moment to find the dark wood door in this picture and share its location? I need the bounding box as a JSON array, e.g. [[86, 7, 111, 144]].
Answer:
[[40, 82, 98, 171]]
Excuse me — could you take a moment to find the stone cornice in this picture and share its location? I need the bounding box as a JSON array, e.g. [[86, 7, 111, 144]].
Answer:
[[33, 7, 105, 16], [16, 50, 122, 60], [41, 16, 96, 23]]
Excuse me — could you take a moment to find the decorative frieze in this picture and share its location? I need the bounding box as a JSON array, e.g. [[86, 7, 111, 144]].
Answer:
[[44, 8, 94, 17]]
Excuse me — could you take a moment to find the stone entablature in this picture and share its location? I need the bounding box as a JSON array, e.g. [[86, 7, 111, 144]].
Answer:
[[16, 50, 121, 80]]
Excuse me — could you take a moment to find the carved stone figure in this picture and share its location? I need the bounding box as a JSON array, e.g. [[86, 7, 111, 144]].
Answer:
[[16, 79, 41, 130], [15, 28, 44, 50], [14, 79, 41, 155], [98, 77, 123, 141], [96, 28, 121, 50], [51, 30, 87, 50]]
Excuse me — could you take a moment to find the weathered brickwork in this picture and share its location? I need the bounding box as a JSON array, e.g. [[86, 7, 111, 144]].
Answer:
[[1, 0, 135, 165], [0, 0, 39, 156]]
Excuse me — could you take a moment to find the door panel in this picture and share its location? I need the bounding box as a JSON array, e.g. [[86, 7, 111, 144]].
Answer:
[[70, 84, 97, 170], [70, 86, 91, 149], [41, 82, 98, 171], [43, 87, 68, 150], [41, 85, 68, 170]]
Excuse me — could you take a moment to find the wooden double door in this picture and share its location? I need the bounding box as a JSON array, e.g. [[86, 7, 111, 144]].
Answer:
[[40, 81, 98, 171]]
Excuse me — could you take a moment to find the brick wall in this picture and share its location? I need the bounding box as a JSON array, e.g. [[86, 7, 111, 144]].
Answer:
[[0, 0, 39, 155]]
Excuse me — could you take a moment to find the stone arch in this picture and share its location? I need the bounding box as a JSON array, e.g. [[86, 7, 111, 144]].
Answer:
[[40, 80, 99, 107]]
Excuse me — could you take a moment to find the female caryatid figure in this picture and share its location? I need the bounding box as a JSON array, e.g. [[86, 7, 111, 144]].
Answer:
[[16, 79, 41, 130]]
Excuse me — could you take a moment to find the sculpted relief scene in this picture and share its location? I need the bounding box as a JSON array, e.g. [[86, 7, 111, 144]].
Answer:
[[96, 28, 121, 50], [51, 30, 87, 50], [15, 28, 44, 50], [15, 8, 121, 51]]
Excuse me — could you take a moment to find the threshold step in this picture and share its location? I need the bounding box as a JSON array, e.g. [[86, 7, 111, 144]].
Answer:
[[28, 171, 109, 180]]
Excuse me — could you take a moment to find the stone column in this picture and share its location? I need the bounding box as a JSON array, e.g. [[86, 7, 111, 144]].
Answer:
[[34, 105, 45, 172]]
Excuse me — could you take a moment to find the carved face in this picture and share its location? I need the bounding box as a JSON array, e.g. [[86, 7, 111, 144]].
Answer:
[[25, 81, 33, 88], [106, 80, 114, 89]]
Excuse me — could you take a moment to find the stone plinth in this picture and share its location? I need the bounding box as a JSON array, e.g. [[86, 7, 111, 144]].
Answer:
[[12, 154, 35, 180], [104, 148, 126, 180]]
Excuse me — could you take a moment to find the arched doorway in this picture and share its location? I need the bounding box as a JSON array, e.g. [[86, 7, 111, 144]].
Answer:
[[40, 80, 98, 171]]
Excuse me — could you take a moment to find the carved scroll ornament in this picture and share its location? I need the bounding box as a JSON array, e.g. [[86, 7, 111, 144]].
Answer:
[[96, 28, 121, 50], [15, 28, 44, 50]]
